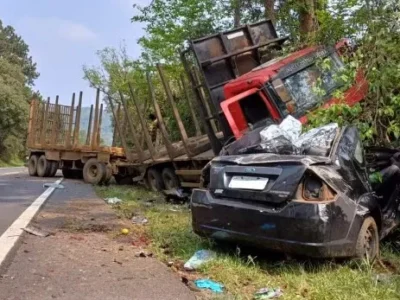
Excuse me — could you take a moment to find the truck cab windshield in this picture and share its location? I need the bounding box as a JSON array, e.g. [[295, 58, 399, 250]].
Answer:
[[282, 53, 344, 116]]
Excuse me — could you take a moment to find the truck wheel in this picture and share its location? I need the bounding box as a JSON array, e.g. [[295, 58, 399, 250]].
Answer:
[[147, 168, 164, 192], [355, 216, 379, 260], [102, 164, 112, 185], [28, 155, 39, 176], [162, 167, 180, 190], [37, 155, 51, 177], [49, 161, 59, 177], [83, 158, 106, 185]]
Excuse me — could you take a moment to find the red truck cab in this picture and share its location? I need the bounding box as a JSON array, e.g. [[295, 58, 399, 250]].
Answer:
[[185, 20, 368, 153], [221, 44, 368, 139]]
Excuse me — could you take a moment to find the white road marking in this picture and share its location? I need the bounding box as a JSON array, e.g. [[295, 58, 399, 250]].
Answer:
[[0, 171, 24, 176], [0, 178, 63, 267]]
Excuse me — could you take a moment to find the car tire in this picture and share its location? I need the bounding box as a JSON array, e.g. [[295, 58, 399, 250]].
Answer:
[[28, 155, 39, 176], [49, 161, 59, 177], [355, 216, 379, 260], [37, 155, 51, 177], [147, 168, 164, 192], [161, 167, 180, 190], [83, 158, 106, 185]]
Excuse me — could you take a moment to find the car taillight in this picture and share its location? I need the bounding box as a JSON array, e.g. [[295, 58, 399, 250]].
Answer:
[[295, 172, 336, 202]]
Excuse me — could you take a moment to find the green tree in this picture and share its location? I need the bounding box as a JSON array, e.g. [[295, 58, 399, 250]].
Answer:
[[0, 20, 39, 85]]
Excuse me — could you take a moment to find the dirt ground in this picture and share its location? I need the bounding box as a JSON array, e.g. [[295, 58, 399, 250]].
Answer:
[[0, 179, 195, 300]]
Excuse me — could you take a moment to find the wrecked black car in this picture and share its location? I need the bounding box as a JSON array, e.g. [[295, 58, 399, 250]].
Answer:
[[191, 119, 400, 259]]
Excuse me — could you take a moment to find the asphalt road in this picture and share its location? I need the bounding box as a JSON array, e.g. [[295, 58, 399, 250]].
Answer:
[[0, 167, 60, 236]]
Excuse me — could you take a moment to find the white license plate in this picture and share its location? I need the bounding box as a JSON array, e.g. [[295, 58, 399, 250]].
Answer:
[[228, 176, 268, 190]]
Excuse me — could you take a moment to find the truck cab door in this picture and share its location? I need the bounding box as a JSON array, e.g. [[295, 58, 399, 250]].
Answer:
[[221, 88, 281, 139]]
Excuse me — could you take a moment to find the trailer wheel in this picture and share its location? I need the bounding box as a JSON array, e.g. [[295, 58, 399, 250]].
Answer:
[[162, 167, 180, 190], [37, 155, 51, 177], [28, 155, 39, 176], [102, 164, 112, 185], [83, 158, 106, 185], [355, 216, 379, 260], [49, 161, 59, 177], [147, 168, 164, 192]]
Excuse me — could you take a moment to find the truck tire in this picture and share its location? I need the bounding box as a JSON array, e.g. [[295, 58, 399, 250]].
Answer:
[[355, 216, 379, 260], [28, 155, 39, 176], [103, 164, 112, 185], [147, 168, 164, 192], [162, 167, 180, 190], [83, 158, 106, 185], [49, 161, 59, 177], [37, 155, 51, 177]]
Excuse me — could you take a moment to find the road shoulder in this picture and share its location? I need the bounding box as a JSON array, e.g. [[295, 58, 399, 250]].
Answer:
[[0, 179, 195, 300]]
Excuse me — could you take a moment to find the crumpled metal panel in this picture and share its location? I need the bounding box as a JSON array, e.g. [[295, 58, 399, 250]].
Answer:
[[258, 116, 338, 156]]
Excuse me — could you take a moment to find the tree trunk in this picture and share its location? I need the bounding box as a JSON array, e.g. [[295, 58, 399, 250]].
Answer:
[[264, 0, 276, 24], [233, 0, 241, 27], [298, 0, 317, 38]]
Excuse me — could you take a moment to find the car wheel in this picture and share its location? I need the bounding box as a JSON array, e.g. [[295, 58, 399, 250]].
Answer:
[[83, 158, 106, 185], [28, 155, 39, 176], [355, 216, 379, 260], [147, 168, 164, 192], [162, 167, 180, 190], [37, 155, 51, 177]]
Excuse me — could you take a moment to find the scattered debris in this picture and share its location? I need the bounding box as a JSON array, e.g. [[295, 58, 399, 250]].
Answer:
[[372, 273, 400, 285], [131, 215, 148, 225], [135, 250, 153, 258], [23, 226, 50, 237], [43, 183, 65, 189], [120, 228, 129, 235], [113, 258, 123, 265], [184, 250, 216, 271], [105, 197, 122, 204], [194, 279, 224, 293], [254, 287, 283, 299], [163, 188, 189, 202], [167, 261, 174, 267]]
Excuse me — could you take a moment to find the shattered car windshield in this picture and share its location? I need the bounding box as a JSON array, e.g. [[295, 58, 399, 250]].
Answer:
[[283, 53, 344, 115]]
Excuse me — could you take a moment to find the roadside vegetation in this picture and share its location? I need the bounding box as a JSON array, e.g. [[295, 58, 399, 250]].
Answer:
[[96, 185, 400, 299]]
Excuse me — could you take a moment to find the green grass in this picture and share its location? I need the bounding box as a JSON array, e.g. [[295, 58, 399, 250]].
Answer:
[[96, 185, 400, 300], [0, 157, 24, 167]]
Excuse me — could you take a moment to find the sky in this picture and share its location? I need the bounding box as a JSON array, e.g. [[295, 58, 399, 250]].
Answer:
[[0, 0, 151, 106]]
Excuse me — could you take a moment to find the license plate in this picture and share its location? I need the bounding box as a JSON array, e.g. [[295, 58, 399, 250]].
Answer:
[[228, 176, 268, 190]]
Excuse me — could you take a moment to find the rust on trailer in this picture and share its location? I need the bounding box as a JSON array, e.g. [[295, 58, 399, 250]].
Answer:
[[146, 72, 176, 160], [119, 92, 145, 162], [91, 89, 100, 149], [66, 93, 75, 148], [180, 74, 202, 136], [85, 104, 94, 145], [73, 92, 83, 147], [157, 63, 192, 157], [128, 83, 156, 159]]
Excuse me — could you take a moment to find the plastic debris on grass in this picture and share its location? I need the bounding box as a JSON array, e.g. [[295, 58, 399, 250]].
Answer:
[[131, 215, 148, 225], [194, 279, 224, 293], [254, 287, 283, 299], [105, 197, 122, 204], [184, 250, 216, 271]]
